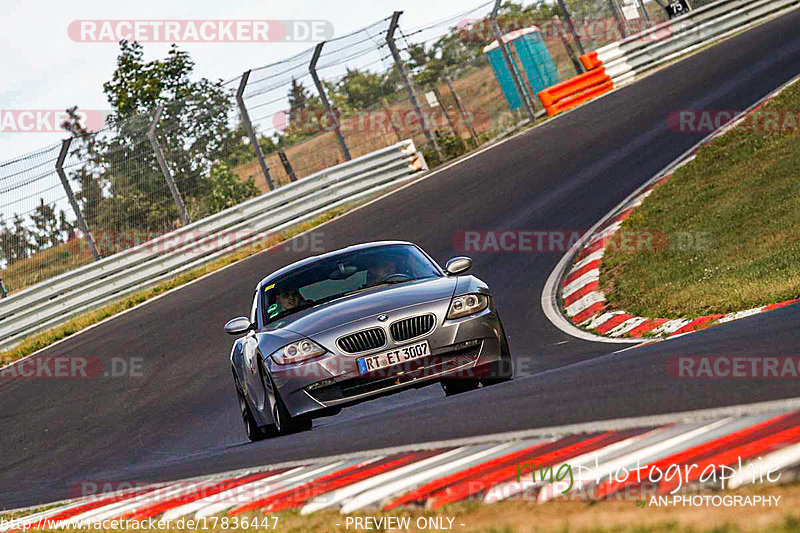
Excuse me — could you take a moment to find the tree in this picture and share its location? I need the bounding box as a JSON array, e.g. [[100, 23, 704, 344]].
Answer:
[[334, 69, 390, 110], [201, 163, 261, 214], [281, 79, 325, 145], [61, 41, 258, 235], [29, 199, 71, 250], [288, 78, 310, 119], [0, 214, 32, 265], [101, 41, 235, 217], [404, 0, 560, 87]]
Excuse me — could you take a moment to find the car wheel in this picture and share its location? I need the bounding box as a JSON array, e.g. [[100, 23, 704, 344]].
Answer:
[[441, 378, 481, 396], [234, 376, 275, 442], [263, 365, 312, 435]]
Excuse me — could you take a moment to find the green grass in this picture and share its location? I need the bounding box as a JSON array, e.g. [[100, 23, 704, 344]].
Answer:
[[2, 238, 95, 294], [600, 80, 800, 318]]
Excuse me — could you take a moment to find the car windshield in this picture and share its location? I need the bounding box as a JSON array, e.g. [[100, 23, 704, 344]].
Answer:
[[261, 245, 441, 324]]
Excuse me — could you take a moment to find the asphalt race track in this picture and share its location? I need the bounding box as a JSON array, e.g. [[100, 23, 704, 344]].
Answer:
[[2, 10, 800, 508]]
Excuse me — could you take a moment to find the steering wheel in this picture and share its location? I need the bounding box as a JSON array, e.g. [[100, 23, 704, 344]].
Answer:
[[379, 273, 413, 284]]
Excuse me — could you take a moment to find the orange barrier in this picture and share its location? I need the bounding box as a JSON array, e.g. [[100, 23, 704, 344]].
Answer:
[[547, 79, 614, 116], [537, 67, 613, 116], [580, 51, 601, 71]]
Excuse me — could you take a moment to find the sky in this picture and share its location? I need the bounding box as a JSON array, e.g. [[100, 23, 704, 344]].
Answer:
[[0, 0, 493, 162]]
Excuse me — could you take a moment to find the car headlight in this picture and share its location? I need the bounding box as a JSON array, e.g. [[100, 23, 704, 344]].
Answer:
[[270, 339, 326, 365], [446, 293, 489, 319]]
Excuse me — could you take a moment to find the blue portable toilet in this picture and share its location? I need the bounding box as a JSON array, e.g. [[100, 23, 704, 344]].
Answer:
[[483, 26, 558, 110], [484, 40, 523, 110]]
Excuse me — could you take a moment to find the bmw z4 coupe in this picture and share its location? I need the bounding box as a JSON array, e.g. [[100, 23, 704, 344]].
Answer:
[[226, 241, 512, 441]]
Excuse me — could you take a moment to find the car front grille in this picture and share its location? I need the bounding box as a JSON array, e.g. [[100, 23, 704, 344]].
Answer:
[[337, 327, 386, 354], [390, 314, 435, 342]]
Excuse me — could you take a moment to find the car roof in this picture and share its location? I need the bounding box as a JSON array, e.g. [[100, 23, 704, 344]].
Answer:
[[257, 240, 419, 288]]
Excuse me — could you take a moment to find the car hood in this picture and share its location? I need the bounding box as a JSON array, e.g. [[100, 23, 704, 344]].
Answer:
[[264, 276, 457, 337]]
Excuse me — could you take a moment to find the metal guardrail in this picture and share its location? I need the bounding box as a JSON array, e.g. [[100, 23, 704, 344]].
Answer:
[[0, 140, 427, 351], [586, 0, 800, 86]]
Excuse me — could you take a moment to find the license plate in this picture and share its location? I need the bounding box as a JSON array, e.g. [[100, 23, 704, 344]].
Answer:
[[357, 340, 430, 374]]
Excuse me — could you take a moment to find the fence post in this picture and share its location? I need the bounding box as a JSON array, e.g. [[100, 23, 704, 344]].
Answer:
[[278, 150, 297, 182], [443, 75, 480, 146], [490, 0, 536, 123], [237, 70, 275, 191], [637, 0, 652, 22], [386, 11, 443, 161], [309, 42, 352, 161], [147, 106, 190, 226], [0, 276, 8, 298], [554, 15, 585, 75], [382, 98, 403, 142], [556, 0, 586, 56], [56, 138, 101, 261], [607, 0, 630, 38], [430, 86, 459, 136]]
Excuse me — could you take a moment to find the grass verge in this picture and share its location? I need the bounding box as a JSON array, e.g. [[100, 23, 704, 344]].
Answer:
[[600, 79, 800, 318], [0, 206, 354, 367]]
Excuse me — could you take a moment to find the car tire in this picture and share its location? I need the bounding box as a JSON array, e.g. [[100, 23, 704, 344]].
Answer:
[[441, 378, 481, 396], [234, 374, 276, 442], [263, 365, 312, 435]]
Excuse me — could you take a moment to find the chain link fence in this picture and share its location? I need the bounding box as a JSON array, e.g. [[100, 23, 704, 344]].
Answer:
[[0, 0, 685, 296]]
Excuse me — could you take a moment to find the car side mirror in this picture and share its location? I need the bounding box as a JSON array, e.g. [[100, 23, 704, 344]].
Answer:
[[445, 256, 472, 276], [224, 317, 253, 335]]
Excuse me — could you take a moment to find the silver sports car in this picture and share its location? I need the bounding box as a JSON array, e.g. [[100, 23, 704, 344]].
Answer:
[[226, 241, 512, 440]]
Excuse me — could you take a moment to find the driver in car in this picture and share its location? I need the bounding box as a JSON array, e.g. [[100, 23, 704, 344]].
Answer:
[[365, 255, 407, 287], [275, 287, 305, 314]]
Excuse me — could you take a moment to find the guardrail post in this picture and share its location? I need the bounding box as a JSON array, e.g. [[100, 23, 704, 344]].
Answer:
[[147, 106, 191, 226], [236, 71, 275, 191], [490, 0, 536, 123], [309, 42, 351, 161], [556, 0, 586, 56], [386, 11, 444, 162], [278, 150, 297, 182], [56, 138, 101, 261], [443, 75, 479, 146], [0, 277, 7, 298]]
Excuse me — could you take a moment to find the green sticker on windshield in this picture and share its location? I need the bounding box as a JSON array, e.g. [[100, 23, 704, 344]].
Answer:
[[267, 303, 279, 318]]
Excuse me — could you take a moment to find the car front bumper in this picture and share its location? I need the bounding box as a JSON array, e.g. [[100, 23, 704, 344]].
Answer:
[[266, 306, 507, 418]]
